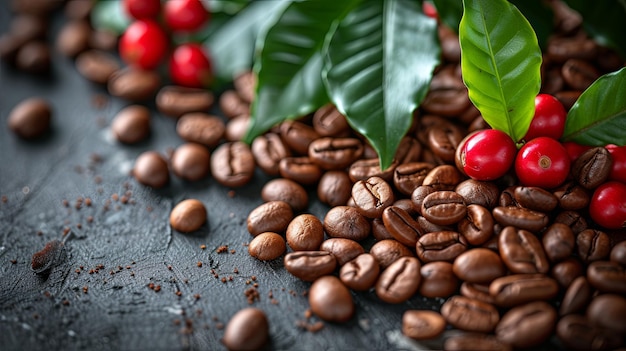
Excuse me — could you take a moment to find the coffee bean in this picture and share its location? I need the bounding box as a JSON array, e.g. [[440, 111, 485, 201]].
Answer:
[[133, 151, 169, 189], [111, 105, 151, 144], [246, 201, 293, 236], [498, 186, 518, 207], [323, 206, 370, 241], [317, 170, 352, 207], [308, 275, 354, 323], [369, 239, 414, 269], [251, 132, 291, 176], [107, 67, 162, 102], [499, 226, 550, 274], [278, 156, 322, 185], [416, 231, 468, 263], [286, 214, 324, 251], [554, 210, 588, 234], [170, 143, 211, 181], [279, 120, 319, 155], [156, 85, 214, 118], [233, 70, 256, 103], [308, 137, 364, 170], [562, 58, 600, 91], [56, 20, 91, 58], [492, 206, 549, 232], [8, 97, 51, 139], [393, 162, 435, 196], [513, 186, 559, 213], [553, 181, 590, 210], [419, 261, 459, 298], [454, 179, 499, 209], [88, 29, 117, 52], [421, 191, 466, 226], [371, 218, 395, 241], [319, 238, 364, 266], [587, 260, 626, 294], [555, 90, 582, 111], [375, 256, 421, 304], [542, 223, 575, 262], [381, 206, 423, 247], [176, 113, 225, 148], [402, 310, 446, 340], [16, 40, 50, 73], [222, 308, 269, 351], [248, 232, 286, 261], [284, 251, 337, 282], [439, 25, 461, 62], [459, 282, 495, 305], [489, 273, 559, 308], [169, 199, 206, 232], [453, 248, 506, 284], [261, 178, 308, 212], [443, 332, 512, 351], [422, 164, 464, 190], [348, 158, 396, 183], [559, 276, 592, 316], [457, 204, 494, 246], [427, 122, 465, 163], [587, 294, 626, 333], [410, 185, 437, 214], [611, 240, 626, 265], [577, 229, 611, 262], [421, 66, 471, 116], [394, 136, 423, 164], [219, 90, 249, 119], [547, 37, 597, 63], [339, 253, 379, 291], [495, 301, 557, 349], [556, 314, 623, 351], [211, 141, 255, 187], [440, 295, 499, 333], [572, 147, 613, 190], [312, 103, 350, 137], [551, 257, 584, 288], [224, 114, 250, 142], [75, 49, 120, 85]]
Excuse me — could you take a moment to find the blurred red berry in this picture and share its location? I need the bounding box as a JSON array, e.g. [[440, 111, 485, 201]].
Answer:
[[123, 0, 161, 20], [169, 43, 213, 88], [164, 0, 209, 32], [119, 20, 169, 70]]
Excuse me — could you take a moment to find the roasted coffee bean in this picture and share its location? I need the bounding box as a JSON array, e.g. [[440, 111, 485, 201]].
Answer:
[[0, 34, 22, 63], [457, 204, 494, 246], [422, 164, 464, 190], [339, 253, 379, 291], [440, 295, 499, 333], [402, 310, 446, 340], [111, 105, 151, 144], [382, 206, 423, 247], [421, 65, 471, 116], [419, 261, 459, 298], [454, 179, 499, 209], [169, 199, 206, 232], [248, 232, 286, 261], [489, 274, 559, 308], [375, 256, 421, 304], [222, 308, 269, 351], [219, 90, 249, 119], [553, 181, 590, 210], [286, 214, 324, 251], [348, 158, 396, 183], [211, 141, 255, 187], [11, 0, 63, 15], [460, 282, 495, 305], [542, 223, 575, 262], [284, 251, 337, 282], [611, 240, 626, 265], [308, 275, 354, 323], [369, 239, 414, 269], [499, 226, 550, 274], [319, 238, 364, 266], [261, 178, 308, 212], [64, 0, 94, 20], [133, 151, 169, 189], [443, 332, 512, 351], [323, 206, 370, 241], [421, 191, 466, 226], [551, 257, 584, 288], [439, 25, 461, 62], [495, 301, 557, 349], [513, 186, 558, 213], [176, 113, 224, 148], [88, 29, 117, 51], [56, 20, 90, 58], [393, 198, 418, 217], [562, 58, 600, 91], [572, 147, 613, 190], [393, 162, 435, 196], [279, 120, 319, 155], [416, 231, 468, 263], [233, 70, 256, 103], [107, 67, 161, 102], [560, 276, 592, 316], [498, 186, 518, 207], [587, 260, 626, 294], [371, 218, 395, 241], [394, 136, 423, 164], [251, 132, 291, 176], [317, 170, 352, 207], [577, 229, 611, 262], [224, 114, 250, 141], [308, 137, 364, 170], [247, 201, 293, 236], [75, 49, 119, 85], [427, 123, 465, 163], [417, 215, 453, 233], [170, 143, 211, 181], [587, 294, 626, 333], [547, 36, 597, 63], [453, 248, 506, 284], [8, 97, 51, 139], [410, 185, 437, 214], [279, 156, 322, 185], [557, 314, 623, 351], [9, 14, 47, 44], [16, 40, 50, 73], [554, 210, 588, 234], [156, 85, 214, 118], [312, 103, 350, 137], [492, 206, 549, 232]]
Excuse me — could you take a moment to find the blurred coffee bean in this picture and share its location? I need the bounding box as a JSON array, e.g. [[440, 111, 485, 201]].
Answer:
[[108, 68, 162, 102], [562, 58, 600, 90], [56, 20, 91, 58], [176, 113, 225, 148], [111, 105, 151, 144], [170, 143, 211, 181], [8, 97, 51, 139], [156, 85, 214, 118], [133, 151, 169, 189], [75, 49, 120, 85]]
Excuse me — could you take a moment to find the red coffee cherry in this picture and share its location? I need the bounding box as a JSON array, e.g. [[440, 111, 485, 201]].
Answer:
[[606, 144, 626, 183], [457, 129, 517, 181], [119, 19, 169, 70], [123, 0, 161, 20], [169, 43, 213, 88], [523, 94, 567, 141], [515, 137, 570, 189], [589, 181, 626, 230], [164, 0, 209, 32], [562, 141, 592, 162]]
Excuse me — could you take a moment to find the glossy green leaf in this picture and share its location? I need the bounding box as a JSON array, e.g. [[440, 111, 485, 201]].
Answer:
[[433, 0, 464, 33], [323, 0, 440, 170], [459, 0, 542, 143], [509, 0, 553, 50], [243, 0, 360, 144], [205, 0, 250, 15], [91, 0, 131, 35], [562, 67, 626, 146], [203, 0, 289, 85]]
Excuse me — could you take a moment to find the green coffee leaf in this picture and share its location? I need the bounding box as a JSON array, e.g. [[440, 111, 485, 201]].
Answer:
[[459, 0, 542, 143], [562, 67, 626, 146], [509, 0, 553, 50], [433, 0, 463, 33], [91, 0, 131, 35], [323, 0, 440, 170], [243, 0, 360, 144]]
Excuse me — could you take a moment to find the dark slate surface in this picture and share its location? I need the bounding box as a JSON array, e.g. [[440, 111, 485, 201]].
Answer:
[[0, 4, 447, 351]]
